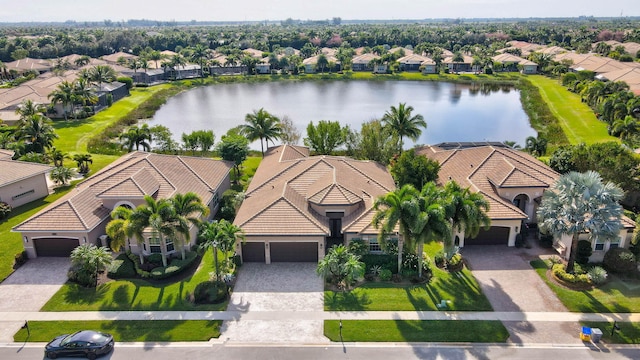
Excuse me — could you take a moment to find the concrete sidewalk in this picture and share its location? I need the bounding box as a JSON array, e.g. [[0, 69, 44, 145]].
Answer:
[[2, 310, 639, 322]]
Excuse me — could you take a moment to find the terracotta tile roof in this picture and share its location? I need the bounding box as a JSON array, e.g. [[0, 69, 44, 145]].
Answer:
[[14, 152, 232, 233], [4, 57, 52, 72], [0, 159, 52, 187], [397, 54, 430, 65], [417, 144, 559, 220], [493, 53, 527, 63], [352, 53, 380, 64], [102, 52, 137, 64], [234, 145, 396, 236]]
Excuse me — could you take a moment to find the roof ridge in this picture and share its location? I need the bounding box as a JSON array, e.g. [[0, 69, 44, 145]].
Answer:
[[340, 158, 391, 192], [246, 159, 301, 196], [143, 156, 177, 196], [68, 194, 90, 229], [177, 156, 213, 191]]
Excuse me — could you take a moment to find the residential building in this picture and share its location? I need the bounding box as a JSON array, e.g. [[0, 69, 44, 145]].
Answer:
[[0, 151, 52, 209]]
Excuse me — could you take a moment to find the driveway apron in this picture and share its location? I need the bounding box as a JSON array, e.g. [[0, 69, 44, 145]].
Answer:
[[0, 257, 70, 342], [462, 244, 577, 344], [220, 262, 328, 343]]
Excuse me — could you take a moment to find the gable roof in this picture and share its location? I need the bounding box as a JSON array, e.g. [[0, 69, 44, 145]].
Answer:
[[0, 159, 52, 187], [14, 152, 232, 233], [234, 145, 395, 236], [416, 144, 559, 220]]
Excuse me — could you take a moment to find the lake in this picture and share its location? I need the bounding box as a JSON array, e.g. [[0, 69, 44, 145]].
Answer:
[[150, 80, 536, 149]]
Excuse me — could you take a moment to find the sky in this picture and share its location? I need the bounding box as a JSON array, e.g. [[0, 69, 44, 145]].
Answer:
[[0, 0, 638, 23]]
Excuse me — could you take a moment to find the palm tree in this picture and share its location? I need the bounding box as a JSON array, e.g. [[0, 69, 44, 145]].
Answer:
[[73, 153, 93, 174], [240, 108, 282, 157], [49, 147, 69, 167], [129, 195, 178, 267], [48, 81, 75, 120], [190, 44, 210, 77], [412, 182, 451, 278], [74, 55, 90, 68], [611, 115, 639, 143], [169, 54, 187, 79], [49, 166, 76, 186], [15, 100, 46, 121], [525, 135, 548, 157], [537, 171, 624, 273], [381, 103, 426, 152], [316, 244, 365, 290], [170, 192, 209, 260], [106, 205, 135, 254], [147, 50, 164, 69], [216, 219, 245, 270], [316, 54, 328, 73], [88, 65, 117, 89], [119, 124, 152, 152], [16, 115, 58, 154], [198, 221, 223, 280], [70, 244, 112, 288], [373, 184, 420, 274], [72, 78, 98, 113], [502, 140, 521, 149], [442, 181, 491, 257]]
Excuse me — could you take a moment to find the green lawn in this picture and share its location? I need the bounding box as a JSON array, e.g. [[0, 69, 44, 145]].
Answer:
[[41, 250, 227, 311], [14, 320, 221, 342], [531, 260, 640, 313], [526, 75, 616, 145], [325, 242, 493, 311], [324, 320, 509, 342], [0, 184, 77, 282], [581, 321, 640, 344]]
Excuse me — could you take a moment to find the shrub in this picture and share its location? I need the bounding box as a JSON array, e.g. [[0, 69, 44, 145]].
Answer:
[[347, 239, 368, 257], [552, 264, 591, 284], [402, 252, 432, 272], [379, 269, 392, 281], [434, 250, 446, 268], [193, 280, 228, 304], [107, 253, 136, 279], [448, 253, 463, 269], [147, 253, 163, 265], [0, 202, 12, 220], [149, 252, 198, 280], [13, 251, 27, 268], [549, 255, 563, 265], [588, 266, 608, 285], [369, 265, 382, 276], [576, 240, 593, 265], [361, 254, 397, 273], [68, 266, 95, 287], [603, 248, 637, 273], [117, 76, 133, 89]]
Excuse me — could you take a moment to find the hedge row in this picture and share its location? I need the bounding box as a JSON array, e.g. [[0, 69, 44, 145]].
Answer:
[[126, 251, 198, 280], [552, 263, 591, 285]]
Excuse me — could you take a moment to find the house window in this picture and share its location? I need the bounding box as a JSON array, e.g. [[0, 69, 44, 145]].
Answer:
[[166, 238, 174, 252], [212, 192, 220, 207], [609, 237, 620, 250], [366, 236, 382, 254], [149, 237, 162, 254], [12, 189, 35, 200], [594, 237, 605, 251]]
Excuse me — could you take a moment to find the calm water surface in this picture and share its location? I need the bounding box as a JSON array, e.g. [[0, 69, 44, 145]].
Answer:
[[151, 80, 536, 149]]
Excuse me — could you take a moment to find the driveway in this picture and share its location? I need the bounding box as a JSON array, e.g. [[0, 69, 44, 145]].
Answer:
[[461, 244, 576, 343], [0, 257, 70, 342], [221, 262, 328, 344]]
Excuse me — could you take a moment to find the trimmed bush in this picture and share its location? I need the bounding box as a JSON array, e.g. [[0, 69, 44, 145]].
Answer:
[[117, 76, 133, 89], [193, 280, 228, 304], [603, 248, 637, 273], [0, 201, 12, 220], [552, 264, 591, 284], [361, 254, 397, 273], [150, 252, 198, 280], [588, 266, 608, 285], [347, 239, 369, 257], [147, 253, 163, 265], [107, 253, 136, 279], [576, 240, 593, 265], [13, 251, 27, 268], [434, 250, 445, 268], [379, 269, 392, 281]]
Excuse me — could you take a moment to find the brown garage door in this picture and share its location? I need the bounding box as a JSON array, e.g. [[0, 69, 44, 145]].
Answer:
[[33, 238, 79, 257], [242, 242, 266, 262], [465, 227, 510, 245], [270, 242, 318, 262]]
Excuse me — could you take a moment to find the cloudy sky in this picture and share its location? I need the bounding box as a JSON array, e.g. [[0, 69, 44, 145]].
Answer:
[[0, 0, 638, 22]]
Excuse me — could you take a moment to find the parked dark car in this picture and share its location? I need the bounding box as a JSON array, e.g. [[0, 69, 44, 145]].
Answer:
[[45, 330, 114, 359]]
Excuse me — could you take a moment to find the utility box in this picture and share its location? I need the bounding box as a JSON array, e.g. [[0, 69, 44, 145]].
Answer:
[[591, 328, 603, 343], [580, 326, 591, 341]]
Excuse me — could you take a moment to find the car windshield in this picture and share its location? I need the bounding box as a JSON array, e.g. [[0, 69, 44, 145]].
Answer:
[[60, 333, 77, 346]]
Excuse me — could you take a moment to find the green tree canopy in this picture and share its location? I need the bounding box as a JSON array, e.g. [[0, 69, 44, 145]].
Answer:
[[303, 120, 348, 155], [217, 130, 249, 181], [390, 148, 441, 188]]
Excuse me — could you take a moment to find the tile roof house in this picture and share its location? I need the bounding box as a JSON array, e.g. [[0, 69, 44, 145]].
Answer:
[[0, 153, 52, 209], [397, 54, 431, 72], [14, 152, 232, 259], [417, 143, 635, 261], [302, 54, 340, 73], [4, 57, 52, 74], [492, 53, 538, 74], [351, 53, 382, 72], [233, 145, 397, 263]]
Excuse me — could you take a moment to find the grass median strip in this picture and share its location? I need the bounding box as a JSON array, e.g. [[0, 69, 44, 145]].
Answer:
[[324, 320, 509, 342], [14, 320, 221, 342]]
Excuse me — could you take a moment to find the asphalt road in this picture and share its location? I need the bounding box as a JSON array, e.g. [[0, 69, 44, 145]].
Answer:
[[3, 342, 640, 360]]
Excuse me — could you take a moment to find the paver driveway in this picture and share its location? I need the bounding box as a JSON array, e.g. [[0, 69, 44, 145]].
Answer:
[[220, 262, 328, 343], [0, 257, 70, 342], [462, 244, 576, 343]]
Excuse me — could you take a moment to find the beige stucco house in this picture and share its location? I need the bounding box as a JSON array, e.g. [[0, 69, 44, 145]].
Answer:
[[0, 150, 52, 209], [233, 145, 397, 264], [14, 152, 232, 259]]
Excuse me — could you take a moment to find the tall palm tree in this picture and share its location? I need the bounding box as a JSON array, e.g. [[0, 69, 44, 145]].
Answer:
[[48, 81, 75, 120], [73, 153, 93, 174], [88, 65, 117, 89], [198, 221, 223, 281], [147, 50, 164, 69], [442, 181, 491, 256], [412, 182, 451, 278], [15, 100, 46, 121], [373, 184, 420, 274], [119, 124, 152, 152], [72, 78, 98, 113], [525, 135, 548, 157], [16, 115, 58, 154], [537, 171, 624, 273], [169, 54, 187, 79], [49, 147, 69, 167], [129, 195, 179, 267], [170, 192, 209, 260], [190, 44, 210, 77], [240, 108, 282, 157], [381, 103, 426, 153], [106, 205, 135, 254], [216, 219, 245, 270]]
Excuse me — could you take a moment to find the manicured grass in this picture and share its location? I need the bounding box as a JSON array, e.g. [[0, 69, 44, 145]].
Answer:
[[526, 75, 616, 145], [324, 320, 509, 342], [531, 259, 640, 313], [14, 320, 221, 342], [41, 250, 227, 311], [325, 242, 493, 311], [581, 321, 640, 344], [0, 184, 77, 282]]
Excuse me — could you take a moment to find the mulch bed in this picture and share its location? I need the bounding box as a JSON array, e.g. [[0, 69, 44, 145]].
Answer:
[[545, 268, 595, 291]]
